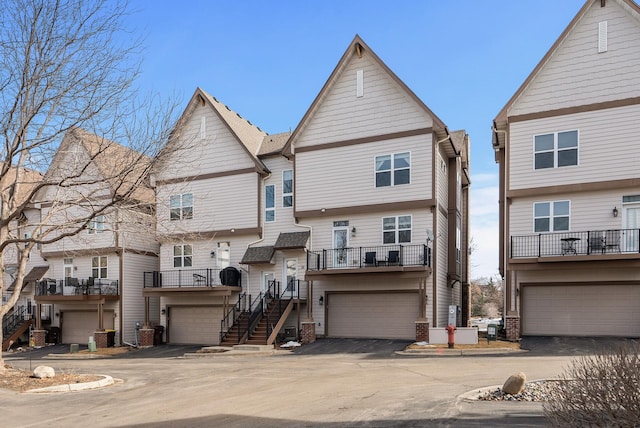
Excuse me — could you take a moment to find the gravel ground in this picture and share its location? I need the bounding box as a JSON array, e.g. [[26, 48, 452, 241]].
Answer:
[[478, 380, 556, 402]]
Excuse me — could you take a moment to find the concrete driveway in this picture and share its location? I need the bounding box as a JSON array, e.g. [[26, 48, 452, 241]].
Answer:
[[1, 340, 580, 427]]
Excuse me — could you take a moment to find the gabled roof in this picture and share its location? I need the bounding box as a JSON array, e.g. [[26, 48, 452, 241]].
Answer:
[[240, 246, 275, 264], [7, 265, 49, 291], [274, 231, 310, 249], [170, 88, 268, 173], [282, 35, 449, 156], [46, 127, 155, 204], [0, 164, 43, 208], [493, 0, 640, 146]]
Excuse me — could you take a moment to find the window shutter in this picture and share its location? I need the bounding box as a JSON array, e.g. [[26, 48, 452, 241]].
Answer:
[[356, 69, 364, 97], [598, 21, 608, 53]]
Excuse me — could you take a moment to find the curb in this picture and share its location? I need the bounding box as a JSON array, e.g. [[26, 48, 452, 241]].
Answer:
[[25, 375, 115, 393], [396, 347, 527, 356]]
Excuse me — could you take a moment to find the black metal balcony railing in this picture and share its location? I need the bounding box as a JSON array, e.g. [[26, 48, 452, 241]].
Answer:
[[307, 244, 431, 271], [510, 228, 640, 258], [143, 268, 242, 288], [35, 278, 119, 296]]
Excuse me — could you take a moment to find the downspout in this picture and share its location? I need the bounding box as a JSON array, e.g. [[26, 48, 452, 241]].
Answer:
[[115, 208, 124, 345]]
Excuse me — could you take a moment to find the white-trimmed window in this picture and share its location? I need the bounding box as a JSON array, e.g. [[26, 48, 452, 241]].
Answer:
[[282, 170, 293, 208], [170, 193, 193, 221], [217, 242, 230, 269], [382, 215, 412, 244], [265, 184, 275, 222], [91, 256, 108, 279], [173, 244, 192, 268], [534, 130, 578, 170], [88, 215, 105, 234], [534, 201, 570, 232], [375, 152, 410, 187]]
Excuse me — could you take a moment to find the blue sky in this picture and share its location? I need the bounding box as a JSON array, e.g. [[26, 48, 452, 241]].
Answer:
[[127, 0, 587, 280]]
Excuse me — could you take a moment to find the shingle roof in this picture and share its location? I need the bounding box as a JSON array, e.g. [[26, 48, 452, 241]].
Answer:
[[7, 265, 49, 291], [258, 132, 291, 156], [240, 246, 275, 264], [274, 231, 310, 249]]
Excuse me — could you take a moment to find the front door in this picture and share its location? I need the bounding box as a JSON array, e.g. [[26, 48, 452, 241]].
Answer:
[[623, 204, 640, 252], [284, 259, 297, 296], [333, 226, 349, 268], [63, 258, 74, 281], [262, 272, 275, 297]]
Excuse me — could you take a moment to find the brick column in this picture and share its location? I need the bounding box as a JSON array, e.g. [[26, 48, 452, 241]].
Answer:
[[94, 331, 108, 348], [139, 328, 154, 347], [31, 329, 47, 347], [301, 321, 316, 344], [415, 320, 429, 342], [505, 316, 520, 341]]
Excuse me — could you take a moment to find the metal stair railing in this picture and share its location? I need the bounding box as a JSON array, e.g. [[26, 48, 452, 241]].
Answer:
[[237, 292, 266, 345], [265, 279, 298, 340], [2, 306, 30, 338], [219, 293, 246, 343]]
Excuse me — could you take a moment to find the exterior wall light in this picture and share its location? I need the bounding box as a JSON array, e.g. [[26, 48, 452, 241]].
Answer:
[[319, 296, 323, 306], [613, 207, 619, 217]]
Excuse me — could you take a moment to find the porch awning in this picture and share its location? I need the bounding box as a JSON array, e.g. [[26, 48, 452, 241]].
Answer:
[[240, 246, 275, 264], [7, 265, 49, 291], [274, 231, 310, 250]]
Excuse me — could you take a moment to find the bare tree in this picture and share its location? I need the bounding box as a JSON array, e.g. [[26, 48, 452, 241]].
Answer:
[[0, 0, 180, 368]]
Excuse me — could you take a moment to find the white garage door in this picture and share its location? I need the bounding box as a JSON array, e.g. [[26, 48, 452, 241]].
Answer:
[[62, 311, 114, 344], [168, 306, 223, 345], [327, 292, 418, 340], [522, 285, 640, 336]]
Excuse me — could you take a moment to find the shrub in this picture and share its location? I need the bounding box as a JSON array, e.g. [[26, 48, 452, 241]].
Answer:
[[544, 342, 640, 427]]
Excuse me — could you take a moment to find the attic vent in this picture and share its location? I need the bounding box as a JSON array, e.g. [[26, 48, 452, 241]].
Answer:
[[598, 21, 608, 53], [355, 43, 363, 58], [356, 69, 364, 98]]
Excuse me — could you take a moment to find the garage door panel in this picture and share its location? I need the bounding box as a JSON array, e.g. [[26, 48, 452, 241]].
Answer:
[[169, 306, 222, 345], [523, 285, 640, 336], [62, 311, 114, 344], [327, 293, 418, 340]]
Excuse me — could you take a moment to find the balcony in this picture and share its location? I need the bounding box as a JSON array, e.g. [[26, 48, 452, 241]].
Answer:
[[143, 267, 242, 289], [307, 244, 431, 272], [35, 277, 119, 297], [510, 228, 640, 258]]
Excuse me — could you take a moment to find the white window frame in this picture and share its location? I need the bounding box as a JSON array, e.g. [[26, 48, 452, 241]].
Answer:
[[265, 184, 275, 222], [173, 244, 193, 268], [282, 170, 293, 208], [533, 130, 579, 170], [533, 201, 570, 233], [91, 256, 108, 279], [375, 152, 411, 188], [88, 215, 105, 234], [200, 116, 206, 140], [382, 215, 412, 244], [217, 242, 230, 269], [170, 193, 193, 221]]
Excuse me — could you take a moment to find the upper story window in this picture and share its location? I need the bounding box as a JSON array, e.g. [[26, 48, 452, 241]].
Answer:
[[170, 193, 193, 221], [382, 215, 412, 244], [92, 256, 108, 278], [282, 170, 293, 208], [173, 244, 192, 268], [88, 215, 105, 234], [534, 201, 570, 232], [375, 152, 410, 187], [534, 130, 578, 170], [265, 184, 275, 222]]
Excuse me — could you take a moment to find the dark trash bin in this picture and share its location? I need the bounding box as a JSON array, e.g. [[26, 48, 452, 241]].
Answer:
[[106, 330, 116, 347], [154, 326, 164, 345], [220, 266, 240, 286], [47, 327, 60, 344]]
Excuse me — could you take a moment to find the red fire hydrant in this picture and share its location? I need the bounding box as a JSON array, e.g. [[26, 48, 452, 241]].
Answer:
[[446, 324, 457, 349]]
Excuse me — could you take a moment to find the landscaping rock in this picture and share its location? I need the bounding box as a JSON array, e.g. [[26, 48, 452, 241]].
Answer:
[[502, 372, 526, 394], [33, 366, 55, 379]]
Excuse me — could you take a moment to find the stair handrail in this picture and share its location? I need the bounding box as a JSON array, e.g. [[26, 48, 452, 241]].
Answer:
[[219, 292, 246, 344], [2, 306, 29, 337], [265, 279, 299, 340], [237, 292, 265, 344]]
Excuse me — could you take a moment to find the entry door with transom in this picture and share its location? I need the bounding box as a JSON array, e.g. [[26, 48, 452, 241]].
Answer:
[[623, 202, 640, 252], [262, 272, 275, 298], [332, 221, 350, 268]]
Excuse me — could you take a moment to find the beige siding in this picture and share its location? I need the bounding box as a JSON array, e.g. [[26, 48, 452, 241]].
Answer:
[[509, 104, 640, 190], [159, 235, 257, 272], [119, 209, 159, 254], [509, 190, 624, 236], [43, 253, 119, 285], [435, 212, 449, 327], [157, 104, 256, 181], [296, 134, 432, 211], [156, 173, 259, 235], [296, 51, 433, 148], [510, 0, 640, 117], [122, 252, 158, 343]]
